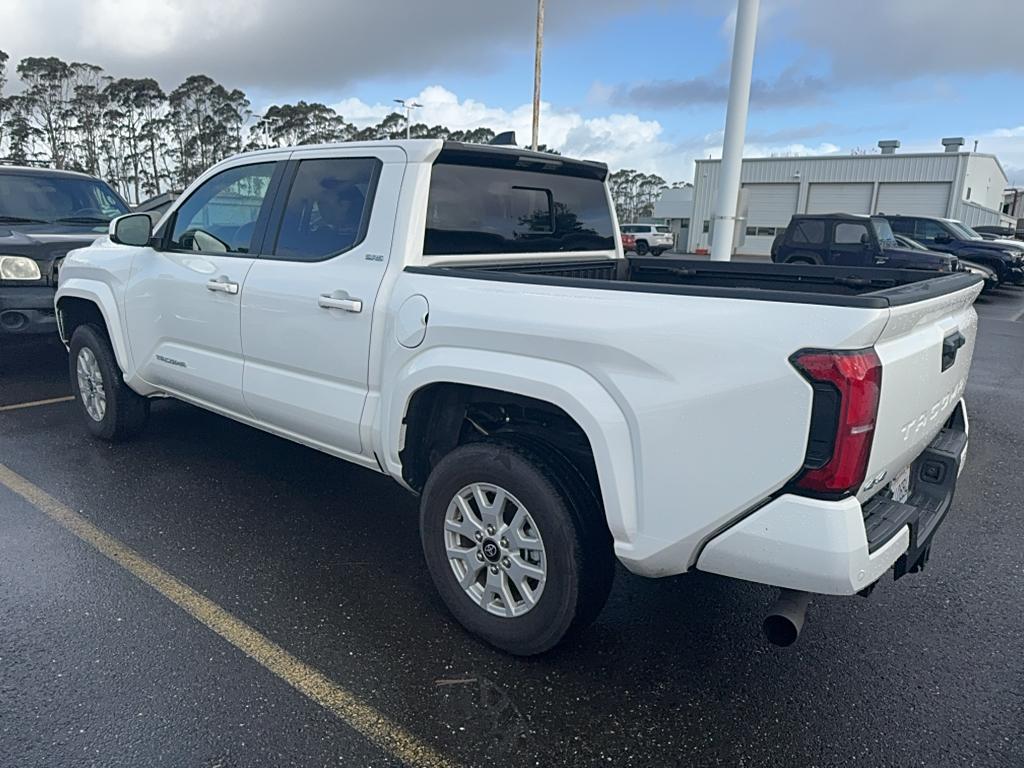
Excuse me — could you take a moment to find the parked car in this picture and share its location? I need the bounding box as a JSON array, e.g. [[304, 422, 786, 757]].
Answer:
[[57, 139, 981, 654], [894, 234, 998, 290], [771, 213, 958, 272], [620, 223, 673, 255], [0, 165, 130, 362], [134, 190, 179, 221], [881, 214, 1024, 285], [972, 225, 1021, 241]]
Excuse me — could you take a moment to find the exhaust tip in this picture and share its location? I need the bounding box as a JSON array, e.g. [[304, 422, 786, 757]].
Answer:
[[763, 614, 800, 647], [763, 589, 812, 647]]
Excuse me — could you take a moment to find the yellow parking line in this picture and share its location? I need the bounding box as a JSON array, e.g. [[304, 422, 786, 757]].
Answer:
[[0, 395, 75, 412], [0, 464, 457, 768]]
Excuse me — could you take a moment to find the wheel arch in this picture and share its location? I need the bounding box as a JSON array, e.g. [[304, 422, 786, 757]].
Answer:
[[56, 280, 133, 375], [381, 349, 639, 543]]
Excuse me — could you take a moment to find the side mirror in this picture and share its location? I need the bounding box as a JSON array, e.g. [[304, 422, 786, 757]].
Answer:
[[860, 233, 871, 246], [109, 213, 153, 247]]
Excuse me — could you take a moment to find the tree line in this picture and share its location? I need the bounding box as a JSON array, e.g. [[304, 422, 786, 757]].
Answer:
[[0, 51, 683, 219]]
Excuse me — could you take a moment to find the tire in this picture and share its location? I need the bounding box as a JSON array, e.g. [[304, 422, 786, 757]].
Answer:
[[635, 240, 650, 256], [420, 440, 615, 655], [786, 256, 817, 265], [69, 324, 149, 441]]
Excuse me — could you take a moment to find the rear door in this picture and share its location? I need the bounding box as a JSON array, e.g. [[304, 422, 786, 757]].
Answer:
[[240, 146, 405, 458], [860, 278, 982, 500]]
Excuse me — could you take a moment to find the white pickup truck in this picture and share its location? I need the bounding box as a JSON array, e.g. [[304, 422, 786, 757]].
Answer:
[[56, 140, 981, 654]]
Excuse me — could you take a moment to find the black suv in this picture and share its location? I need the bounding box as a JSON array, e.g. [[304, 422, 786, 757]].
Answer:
[[0, 166, 130, 350], [771, 213, 958, 272], [881, 215, 1024, 285]]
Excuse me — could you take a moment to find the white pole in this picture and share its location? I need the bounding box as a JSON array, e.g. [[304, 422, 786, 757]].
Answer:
[[531, 0, 545, 151], [709, 0, 760, 261]]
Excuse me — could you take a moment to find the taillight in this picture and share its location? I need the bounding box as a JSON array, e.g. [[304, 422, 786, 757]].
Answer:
[[791, 348, 882, 496]]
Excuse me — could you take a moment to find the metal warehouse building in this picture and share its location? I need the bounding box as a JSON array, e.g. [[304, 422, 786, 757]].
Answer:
[[687, 138, 1016, 256]]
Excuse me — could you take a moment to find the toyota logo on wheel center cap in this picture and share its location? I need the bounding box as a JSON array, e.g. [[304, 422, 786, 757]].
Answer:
[[481, 539, 500, 562]]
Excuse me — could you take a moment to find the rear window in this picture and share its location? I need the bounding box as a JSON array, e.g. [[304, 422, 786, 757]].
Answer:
[[424, 162, 615, 255], [790, 219, 825, 244], [656, 226, 670, 233]]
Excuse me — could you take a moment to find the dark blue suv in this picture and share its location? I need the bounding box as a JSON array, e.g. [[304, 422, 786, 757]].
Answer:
[[882, 215, 1024, 285]]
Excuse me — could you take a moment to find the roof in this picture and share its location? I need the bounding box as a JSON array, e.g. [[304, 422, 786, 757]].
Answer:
[[791, 212, 876, 220], [233, 139, 607, 177], [695, 150, 1009, 185], [0, 164, 99, 180]]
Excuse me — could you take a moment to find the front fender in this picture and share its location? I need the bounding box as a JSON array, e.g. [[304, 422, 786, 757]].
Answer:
[[378, 347, 640, 544], [56, 278, 134, 376]]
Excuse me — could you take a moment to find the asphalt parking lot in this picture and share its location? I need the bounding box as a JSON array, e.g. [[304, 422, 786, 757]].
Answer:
[[2, 286, 1023, 768]]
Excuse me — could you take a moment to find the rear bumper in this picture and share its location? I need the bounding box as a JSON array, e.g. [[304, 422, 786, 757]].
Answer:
[[0, 286, 58, 337], [696, 400, 968, 595]]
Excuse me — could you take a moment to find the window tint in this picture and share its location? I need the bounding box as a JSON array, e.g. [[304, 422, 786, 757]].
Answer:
[[0, 172, 128, 223], [170, 163, 275, 253], [656, 226, 670, 233], [791, 219, 825, 244], [888, 218, 915, 236], [424, 162, 615, 255], [273, 157, 380, 262], [835, 222, 869, 244], [620, 225, 636, 233], [915, 219, 947, 242]]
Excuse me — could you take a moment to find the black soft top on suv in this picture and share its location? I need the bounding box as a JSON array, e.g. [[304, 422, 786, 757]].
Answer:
[[0, 165, 130, 345], [771, 213, 958, 272], [880, 214, 1024, 285]]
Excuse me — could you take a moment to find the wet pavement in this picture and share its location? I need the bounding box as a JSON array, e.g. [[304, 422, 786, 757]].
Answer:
[[2, 285, 1023, 768]]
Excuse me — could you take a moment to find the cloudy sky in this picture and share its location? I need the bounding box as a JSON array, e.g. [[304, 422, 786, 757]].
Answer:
[[2, 0, 1023, 183]]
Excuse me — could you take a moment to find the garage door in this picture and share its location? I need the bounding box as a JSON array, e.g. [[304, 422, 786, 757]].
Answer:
[[875, 182, 951, 216], [806, 183, 874, 215], [740, 183, 799, 256]]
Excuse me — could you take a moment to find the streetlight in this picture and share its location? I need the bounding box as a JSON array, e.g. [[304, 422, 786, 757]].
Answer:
[[531, 0, 545, 151], [393, 98, 423, 140]]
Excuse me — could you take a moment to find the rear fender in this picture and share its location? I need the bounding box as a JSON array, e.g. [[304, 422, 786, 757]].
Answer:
[[379, 347, 639, 543]]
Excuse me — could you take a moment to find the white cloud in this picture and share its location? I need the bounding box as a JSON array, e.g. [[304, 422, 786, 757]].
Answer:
[[327, 86, 692, 180]]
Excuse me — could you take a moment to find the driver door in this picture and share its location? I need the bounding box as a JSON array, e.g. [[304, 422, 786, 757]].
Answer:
[[124, 157, 287, 416], [829, 220, 872, 266]]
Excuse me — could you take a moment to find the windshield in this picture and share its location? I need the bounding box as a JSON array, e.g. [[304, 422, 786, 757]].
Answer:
[[871, 217, 898, 248], [0, 173, 129, 225], [947, 220, 983, 240]]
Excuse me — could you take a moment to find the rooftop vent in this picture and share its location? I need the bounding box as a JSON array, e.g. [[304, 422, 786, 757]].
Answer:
[[878, 139, 900, 155], [942, 137, 965, 153]]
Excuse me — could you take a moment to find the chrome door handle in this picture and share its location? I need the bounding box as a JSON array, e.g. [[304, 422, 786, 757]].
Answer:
[[318, 294, 363, 313], [207, 278, 239, 295]]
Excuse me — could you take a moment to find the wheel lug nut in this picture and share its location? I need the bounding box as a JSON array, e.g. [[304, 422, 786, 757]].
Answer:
[[501, 558, 511, 568], [486, 525, 495, 535], [500, 538, 509, 549], [476, 551, 484, 561], [489, 565, 499, 574], [474, 531, 483, 541]]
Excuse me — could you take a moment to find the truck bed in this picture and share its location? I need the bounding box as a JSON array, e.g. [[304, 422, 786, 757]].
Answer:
[[408, 257, 981, 308]]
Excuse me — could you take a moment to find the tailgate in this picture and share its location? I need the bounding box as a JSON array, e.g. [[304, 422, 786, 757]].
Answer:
[[858, 280, 982, 501]]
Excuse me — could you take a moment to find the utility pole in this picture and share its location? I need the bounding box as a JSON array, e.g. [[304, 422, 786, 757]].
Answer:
[[531, 0, 545, 151], [393, 98, 423, 140], [710, 0, 760, 262]]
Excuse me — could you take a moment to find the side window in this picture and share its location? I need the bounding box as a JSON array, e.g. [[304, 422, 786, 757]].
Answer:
[[889, 218, 914, 236], [791, 219, 825, 244], [834, 222, 869, 244], [170, 163, 276, 254], [915, 219, 946, 242], [273, 157, 381, 262]]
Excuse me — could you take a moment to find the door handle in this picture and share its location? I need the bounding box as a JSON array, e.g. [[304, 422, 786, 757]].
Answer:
[[206, 278, 239, 295], [318, 293, 363, 313], [941, 330, 966, 372]]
